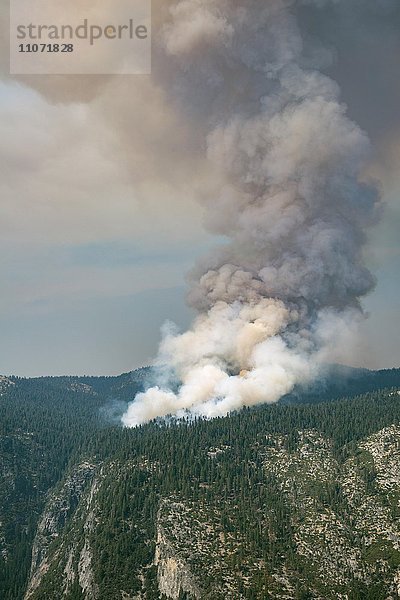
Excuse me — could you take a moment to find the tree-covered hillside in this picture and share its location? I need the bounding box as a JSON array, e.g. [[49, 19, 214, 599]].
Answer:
[[0, 368, 399, 599], [0, 369, 149, 598]]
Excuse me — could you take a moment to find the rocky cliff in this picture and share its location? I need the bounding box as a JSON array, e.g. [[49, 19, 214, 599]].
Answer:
[[22, 421, 400, 599]]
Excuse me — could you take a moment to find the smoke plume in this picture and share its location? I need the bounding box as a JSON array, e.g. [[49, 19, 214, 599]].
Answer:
[[122, 0, 381, 426]]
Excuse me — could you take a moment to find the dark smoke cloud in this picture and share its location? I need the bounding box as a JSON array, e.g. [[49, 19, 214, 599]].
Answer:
[[123, 0, 383, 426], [0, 0, 395, 402]]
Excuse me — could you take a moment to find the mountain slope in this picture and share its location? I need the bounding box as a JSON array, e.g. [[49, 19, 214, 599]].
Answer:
[[0, 370, 399, 598], [19, 389, 400, 598]]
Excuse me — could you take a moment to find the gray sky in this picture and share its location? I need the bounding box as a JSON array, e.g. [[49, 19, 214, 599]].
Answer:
[[0, 0, 399, 377]]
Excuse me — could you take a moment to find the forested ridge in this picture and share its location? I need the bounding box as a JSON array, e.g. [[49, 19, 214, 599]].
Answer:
[[0, 368, 399, 599]]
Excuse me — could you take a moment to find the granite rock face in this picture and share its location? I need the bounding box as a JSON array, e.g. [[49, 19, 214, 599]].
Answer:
[[25, 462, 99, 599], [21, 424, 400, 599], [155, 500, 201, 599]]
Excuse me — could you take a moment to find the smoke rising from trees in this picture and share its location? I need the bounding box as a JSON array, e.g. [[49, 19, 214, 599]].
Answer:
[[122, 0, 382, 426]]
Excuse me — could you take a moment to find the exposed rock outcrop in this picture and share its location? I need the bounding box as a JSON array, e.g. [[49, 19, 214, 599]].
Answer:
[[25, 461, 97, 599], [155, 501, 201, 599]]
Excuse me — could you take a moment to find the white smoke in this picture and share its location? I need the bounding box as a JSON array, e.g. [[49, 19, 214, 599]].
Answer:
[[122, 0, 381, 427]]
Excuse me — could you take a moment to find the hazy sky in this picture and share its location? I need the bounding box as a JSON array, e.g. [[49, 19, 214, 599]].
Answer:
[[0, 0, 399, 377]]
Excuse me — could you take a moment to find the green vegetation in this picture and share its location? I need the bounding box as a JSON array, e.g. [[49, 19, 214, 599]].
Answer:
[[0, 369, 399, 598]]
